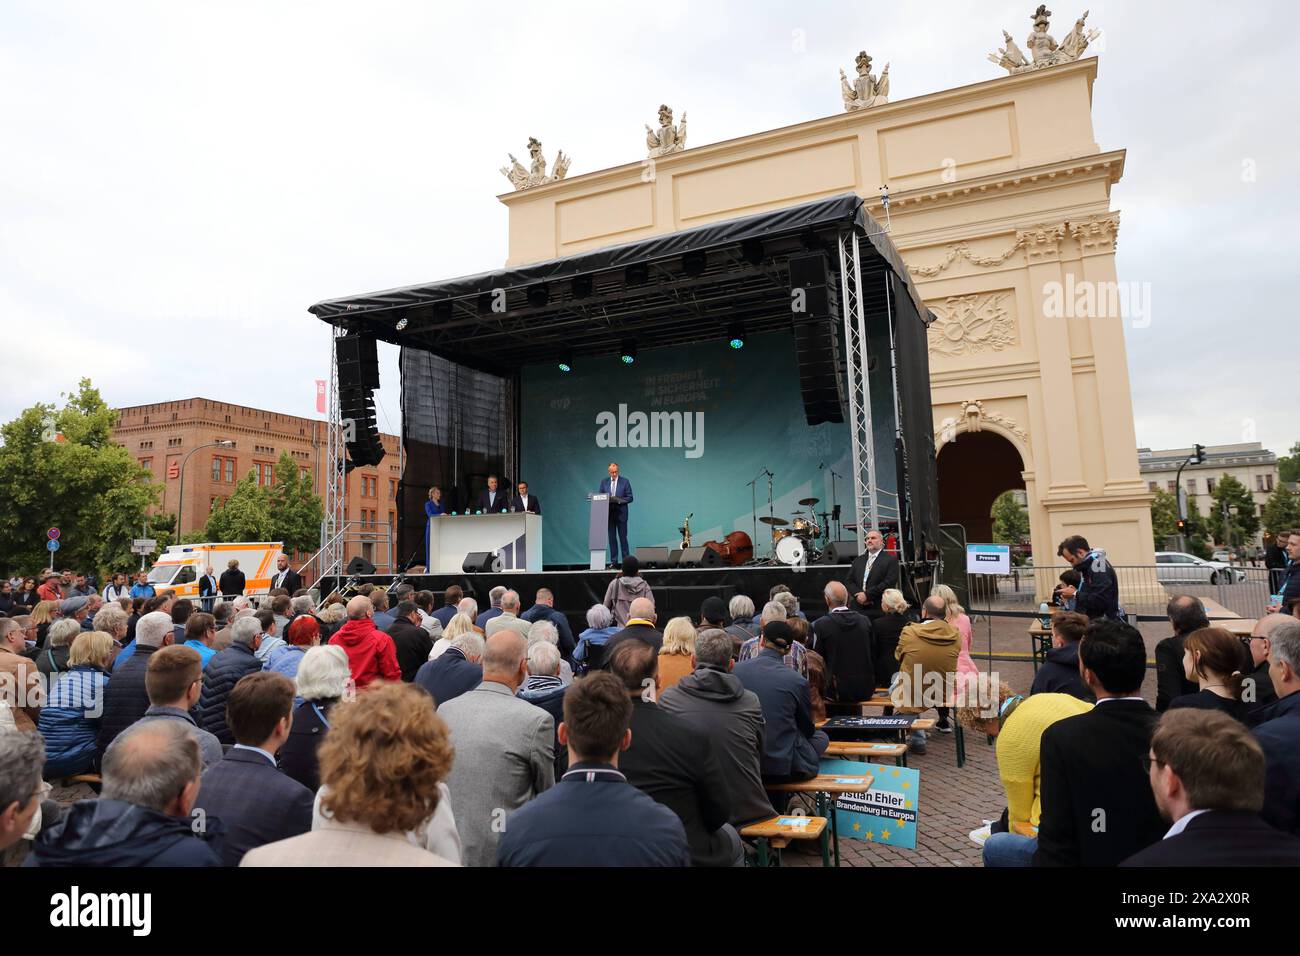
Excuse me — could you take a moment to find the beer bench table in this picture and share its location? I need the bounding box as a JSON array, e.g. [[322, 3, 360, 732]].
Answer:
[[824, 740, 910, 767], [825, 696, 967, 768], [739, 815, 831, 867], [1028, 623, 1052, 671], [766, 773, 874, 868]]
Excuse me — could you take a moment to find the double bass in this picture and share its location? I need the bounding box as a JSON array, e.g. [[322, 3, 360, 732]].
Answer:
[[702, 531, 754, 567]]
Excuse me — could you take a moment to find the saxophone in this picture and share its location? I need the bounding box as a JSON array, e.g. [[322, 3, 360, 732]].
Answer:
[[679, 514, 692, 549]]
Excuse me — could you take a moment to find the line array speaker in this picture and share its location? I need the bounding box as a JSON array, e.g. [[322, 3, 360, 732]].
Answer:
[[788, 251, 846, 426], [336, 334, 380, 390]]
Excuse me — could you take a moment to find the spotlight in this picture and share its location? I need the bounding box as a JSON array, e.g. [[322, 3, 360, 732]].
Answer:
[[571, 274, 593, 298], [394, 311, 409, 331], [682, 250, 707, 277], [625, 262, 649, 286], [526, 283, 549, 308], [558, 349, 573, 373], [728, 321, 745, 350], [620, 339, 637, 365]]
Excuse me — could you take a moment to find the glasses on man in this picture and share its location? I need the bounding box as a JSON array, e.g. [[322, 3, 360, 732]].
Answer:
[[1140, 753, 1165, 774]]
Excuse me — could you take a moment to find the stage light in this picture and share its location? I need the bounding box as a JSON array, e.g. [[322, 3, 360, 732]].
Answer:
[[682, 250, 707, 277], [526, 283, 549, 308], [394, 310, 409, 331], [620, 339, 637, 365], [728, 321, 745, 350], [558, 349, 573, 373]]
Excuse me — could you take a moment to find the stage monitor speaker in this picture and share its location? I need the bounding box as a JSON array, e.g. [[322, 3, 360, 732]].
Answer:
[[634, 547, 670, 569], [677, 546, 721, 568], [668, 549, 683, 568], [462, 551, 502, 574], [335, 334, 380, 390], [346, 555, 376, 576], [823, 540, 862, 564]]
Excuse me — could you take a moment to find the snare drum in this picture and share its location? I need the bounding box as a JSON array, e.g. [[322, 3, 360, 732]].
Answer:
[[792, 517, 821, 538]]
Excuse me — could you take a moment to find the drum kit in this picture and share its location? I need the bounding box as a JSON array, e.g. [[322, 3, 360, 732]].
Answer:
[[759, 496, 833, 566]]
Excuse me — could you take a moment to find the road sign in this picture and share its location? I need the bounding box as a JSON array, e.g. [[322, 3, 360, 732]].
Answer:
[[132, 539, 158, 550], [47, 528, 60, 540], [47, 539, 60, 552], [130, 545, 153, 556]]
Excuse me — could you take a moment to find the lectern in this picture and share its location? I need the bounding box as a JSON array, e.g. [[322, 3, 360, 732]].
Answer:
[[586, 493, 609, 571]]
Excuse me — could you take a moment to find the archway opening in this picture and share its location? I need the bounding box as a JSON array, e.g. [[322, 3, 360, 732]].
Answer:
[[936, 430, 1026, 545]]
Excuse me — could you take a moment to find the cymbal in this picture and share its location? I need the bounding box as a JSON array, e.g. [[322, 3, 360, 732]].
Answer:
[[759, 516, 789, 527], [798, 497, 820, 507]]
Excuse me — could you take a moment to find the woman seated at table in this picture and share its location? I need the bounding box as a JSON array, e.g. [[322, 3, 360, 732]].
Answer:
[[1168, 626, 1251, 723]]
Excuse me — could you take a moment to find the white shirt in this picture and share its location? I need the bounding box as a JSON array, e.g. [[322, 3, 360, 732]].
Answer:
[[1164, 808, 1210, 840], [520, 495, 530, 511], [232, 744, 277, 766], [608, 477, 618, 497]]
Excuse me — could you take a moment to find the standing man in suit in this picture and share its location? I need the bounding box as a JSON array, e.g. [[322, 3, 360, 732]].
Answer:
[[599, 462, 633, 568], [192, 672, 314, 866], [848, 529, 899, 620], [511, 480, 542, 515], [476, 475, 510, 514], [1122, 708, 1300, 866], [198, 566, 219, 613], [271, 555, 302, 595], [1033, 618, 1166, 866]]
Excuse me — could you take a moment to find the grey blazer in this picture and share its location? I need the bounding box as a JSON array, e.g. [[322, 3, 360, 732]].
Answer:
[[240, 819, 457, 867], [437, 681, 555, 867]]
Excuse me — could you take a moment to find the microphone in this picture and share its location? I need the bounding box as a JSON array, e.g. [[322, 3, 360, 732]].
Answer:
[[818, 461, 825, 470]]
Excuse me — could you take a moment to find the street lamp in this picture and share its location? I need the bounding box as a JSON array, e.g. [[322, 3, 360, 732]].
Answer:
[[176, 441, 235, 539]]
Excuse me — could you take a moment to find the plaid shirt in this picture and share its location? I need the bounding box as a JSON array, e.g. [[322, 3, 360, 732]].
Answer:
[[736, 635, 809, 678]]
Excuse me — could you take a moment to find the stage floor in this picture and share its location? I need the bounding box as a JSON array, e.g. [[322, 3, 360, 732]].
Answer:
[[321, 562, 932, 632]]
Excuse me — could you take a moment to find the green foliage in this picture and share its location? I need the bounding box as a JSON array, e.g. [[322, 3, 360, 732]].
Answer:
[[1152, 489, 1211, 557], [204, 470, 275, 542], [1208, 474, 1259, 546], [0, 380, 159, 576], [201, 453, 320, 553], [1262, 484, 1300, 534], [990, 490, 1030, 549], [1278, 442, 1300, 485]]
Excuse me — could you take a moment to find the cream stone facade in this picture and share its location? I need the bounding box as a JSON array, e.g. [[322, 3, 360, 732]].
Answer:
[[497, 56, 1155, 573]]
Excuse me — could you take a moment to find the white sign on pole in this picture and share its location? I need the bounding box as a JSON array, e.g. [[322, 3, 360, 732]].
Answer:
[[132, 538, 157, 549], [966, 543, 1011, 575]]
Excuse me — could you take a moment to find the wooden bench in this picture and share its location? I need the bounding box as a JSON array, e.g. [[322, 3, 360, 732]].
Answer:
[[825, 740, 909, 767], [740, 815, 830, 866], [767, 773, 874, 867]]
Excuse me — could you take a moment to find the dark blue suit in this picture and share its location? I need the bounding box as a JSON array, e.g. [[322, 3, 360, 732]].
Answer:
[[476, 488, 510, 514], [599, 475, 633, 564], [498, 762, 690, 867], [191, 747, 314, 866], [1253, 690, 1300, 835], [414, 647, 483, 709], [520, 603, 576, 659]]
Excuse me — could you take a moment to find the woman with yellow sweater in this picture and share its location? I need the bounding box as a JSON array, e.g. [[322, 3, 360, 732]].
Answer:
[[959, 684, 1092, 867]]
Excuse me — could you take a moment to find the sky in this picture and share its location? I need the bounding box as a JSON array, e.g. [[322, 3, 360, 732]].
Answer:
[[2, 1, 1295, 457]]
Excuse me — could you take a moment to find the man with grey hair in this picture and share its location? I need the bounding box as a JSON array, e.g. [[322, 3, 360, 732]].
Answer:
[[439, 629, 555, 866], [197, 616, 264, 745], [1253, 619, 1300, 835], [527, 621, 572, 684], [98, 610, 176, 753], [457, 596, 479, 621], [573, 604, 617, 672], [519, 639, 568, 778], [736, 600, 809, 674], [810, 579, 876, 702], [660, 627, 773, 827], [1243, 613, 1292, 709], [726, 594, 755, 649], [485, 589, 532, 640], [94, 603, 129, 667], [476, 585, 508, 631], [0, 732, 45, 853], [28, 720, 220, 866], [414, 630, 484, 709], [36, 617, 81, 677], [0, 618, 41, 732]]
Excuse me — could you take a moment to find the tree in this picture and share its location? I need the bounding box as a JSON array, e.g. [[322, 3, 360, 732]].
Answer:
[[1209, 474, 1259, 546], [204, 470, 274, 542], [1262, 484, 1300, 535], [1150, 489, 1180, 544], [990, 490, 1030, 546], [267, 452, 323, 555], [1279, 442, 1300, 485], [0, 379, 158, 576]]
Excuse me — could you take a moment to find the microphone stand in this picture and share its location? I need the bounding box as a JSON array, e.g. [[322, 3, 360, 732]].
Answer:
[[765, 469, 776, 559], [746, 471, 762, 564], [829, 467, 843, 541]]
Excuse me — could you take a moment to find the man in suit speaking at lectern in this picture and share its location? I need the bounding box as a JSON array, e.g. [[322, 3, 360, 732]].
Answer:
[[599, 462, 633, 567]]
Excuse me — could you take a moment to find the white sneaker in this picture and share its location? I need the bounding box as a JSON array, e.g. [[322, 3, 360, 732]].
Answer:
[[968, 822, 993, 847]]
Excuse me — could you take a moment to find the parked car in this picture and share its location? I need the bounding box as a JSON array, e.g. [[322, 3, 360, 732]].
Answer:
[[1154, 551, 1247, 585], [1211, 550, 1232, 563]]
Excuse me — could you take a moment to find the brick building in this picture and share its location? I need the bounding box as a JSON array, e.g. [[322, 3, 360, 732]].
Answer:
[[112, 398, 402, 575]]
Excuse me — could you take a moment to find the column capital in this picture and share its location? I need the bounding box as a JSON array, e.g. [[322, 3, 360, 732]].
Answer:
[[1017, 223, 1068, 264]]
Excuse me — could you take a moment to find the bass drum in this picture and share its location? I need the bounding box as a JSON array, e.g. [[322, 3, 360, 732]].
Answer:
[[774, 535, 806, 566]]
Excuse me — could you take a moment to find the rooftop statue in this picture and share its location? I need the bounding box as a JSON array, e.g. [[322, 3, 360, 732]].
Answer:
[[646, 104, 687, 158], [989, 6, 1098, 74], [500, 137, 571, 191], [839, 51, 890, 111]]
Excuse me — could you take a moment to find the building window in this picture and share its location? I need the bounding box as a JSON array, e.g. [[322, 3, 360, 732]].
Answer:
[[300, 467, 310, 483], [389, 479, 397, 499], [1266, 474, 1274, 492], [1186, 478, 1197, 494], [210, 497, 219, 512], [225, 458, 235, 483], [139, 440, 153, 450], [211, 457, 221, 482], [168, 437, 182, 447], [1147, 481, 1158, 492], [362, 476, 377, 498], [139, 457, 152, 471], [388, 510, 395, 530], [1206, 477, 1217, 493], [1166, 480, 1176, 492]]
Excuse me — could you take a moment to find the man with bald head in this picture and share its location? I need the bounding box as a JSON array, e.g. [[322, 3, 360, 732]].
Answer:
[[602, 596, 663, 662], [1244, 613, 1291, 712], [438, 629, 556, 866], [811, 579, 876, 702], [485, 589, 532, 640], [327, 594, 400, 688]]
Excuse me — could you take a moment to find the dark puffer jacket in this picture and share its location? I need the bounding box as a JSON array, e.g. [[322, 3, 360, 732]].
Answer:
[[25, 799, 221, 867], [197, 643, 262, 744], [96, 644, 159, 754]]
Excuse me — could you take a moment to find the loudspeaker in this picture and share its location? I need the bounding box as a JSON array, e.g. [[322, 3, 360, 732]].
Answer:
[[336, 334, 380, 389], [668, 549, 683, 568], [677, 546, 721, 568], [823, 540, 862, 564], [346, 555, 376, 576], [793, 317, 846, 426], [462, 551, 502, 574], [788, 251, 830, 290], [634, 547, 670, 569]]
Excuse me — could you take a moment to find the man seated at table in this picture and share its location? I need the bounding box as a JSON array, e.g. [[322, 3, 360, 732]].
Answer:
[[734, 620, 827, 786]]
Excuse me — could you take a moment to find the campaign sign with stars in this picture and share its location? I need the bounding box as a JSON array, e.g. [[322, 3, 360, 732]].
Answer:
[[819, 757, 921, 850]]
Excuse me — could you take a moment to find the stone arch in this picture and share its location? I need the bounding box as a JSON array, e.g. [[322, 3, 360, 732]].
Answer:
[[936, 429, 1027, 545]]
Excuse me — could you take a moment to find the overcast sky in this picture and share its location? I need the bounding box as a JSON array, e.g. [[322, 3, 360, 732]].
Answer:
[[2, 1, 1294, 457]]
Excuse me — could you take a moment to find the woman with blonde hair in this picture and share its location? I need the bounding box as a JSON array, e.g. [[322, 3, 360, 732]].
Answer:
[[31, 600, 59, 649], [872, 588, 913, 689], [243, 682, 459, 866], [428, 611, 476, 661], [932, 584, 979, 683], [657, 616, 697, 691], [38, 630, 114, 777]]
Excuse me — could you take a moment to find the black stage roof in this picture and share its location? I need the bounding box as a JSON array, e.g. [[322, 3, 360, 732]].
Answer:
[[309, 192, 931, 376]]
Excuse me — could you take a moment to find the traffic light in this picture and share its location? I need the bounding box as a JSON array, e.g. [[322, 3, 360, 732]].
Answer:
[[1193, 443, 1207, 464], [1177, 518, 1187, 533]]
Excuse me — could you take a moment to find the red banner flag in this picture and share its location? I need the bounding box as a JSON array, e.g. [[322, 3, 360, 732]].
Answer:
[[315, 379, 327, 414]]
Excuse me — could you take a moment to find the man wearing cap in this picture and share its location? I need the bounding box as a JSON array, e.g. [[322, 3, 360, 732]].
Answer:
[[59, 596, 91, 628], [733, 619, 828, 785], [37, 573, 62, 604]]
